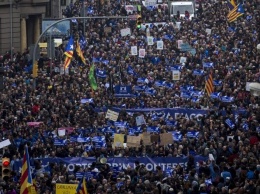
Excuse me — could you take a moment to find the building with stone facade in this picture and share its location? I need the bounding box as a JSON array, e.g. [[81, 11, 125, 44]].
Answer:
[[0, 0, 72, 55]]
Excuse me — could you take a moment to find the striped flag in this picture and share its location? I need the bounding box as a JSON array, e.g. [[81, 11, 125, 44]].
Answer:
[[205, 71, 214, 96], [76, 174, 88, 194], [20, 146, 33, 194], [227, 4, 244, 23], [76, 40, 86, 65], [64, 36, 74, 69], [227, 0, 236, 9]]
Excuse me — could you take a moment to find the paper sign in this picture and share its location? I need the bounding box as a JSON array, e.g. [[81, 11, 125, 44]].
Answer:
[[151, 134, 159, 143], [105, 109, 119, 122], [180, 56, 187, 64], [58, 129, 66, 136], [56, 184, 77, 194], [142, 134, 151, 145], [157, 41, 163, 50], [206, 28, 212, 35], [120, 28, 131, 37], [58, 127, 74, 134], [0, 139, 11, 149], [177, 40, 183, 49], [136, 115, 146, 126], [176, 22, 181, 29], [104, 27, 112, 33], [172, 70, 180, 80], [131, 46, 138, 55], [127, 135, 141, 147], [160, 133, 173, 145], [114, 134, 124, 147], [147, 36, 154, 45], [139, 49, 145, 58], [209, 154, 215, 161]]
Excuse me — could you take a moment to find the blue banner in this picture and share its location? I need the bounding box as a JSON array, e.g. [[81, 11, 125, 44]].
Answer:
[[13, 156, 207, 173], [114, 85, 136, 98]]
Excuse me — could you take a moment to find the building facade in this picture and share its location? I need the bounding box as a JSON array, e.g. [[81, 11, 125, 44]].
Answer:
[[0, 0, 72, 55]]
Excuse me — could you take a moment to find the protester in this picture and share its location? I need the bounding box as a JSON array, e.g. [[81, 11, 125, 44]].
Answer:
[[0, 0, 259, 193]]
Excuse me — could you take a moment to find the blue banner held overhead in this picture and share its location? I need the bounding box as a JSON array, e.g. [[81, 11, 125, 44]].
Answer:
[[114, 85, 136, 98], [13, 156, 208, 173]]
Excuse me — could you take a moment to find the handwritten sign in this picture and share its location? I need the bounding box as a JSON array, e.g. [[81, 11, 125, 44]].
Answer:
[[120, 28, 131, 37], [160, 133, 173, 145], [105, 109, 119, 122], [127, 135, 141, 147]]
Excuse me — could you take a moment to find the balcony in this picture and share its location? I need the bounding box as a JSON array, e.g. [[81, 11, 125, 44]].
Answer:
[[31, 0, 49, 3]]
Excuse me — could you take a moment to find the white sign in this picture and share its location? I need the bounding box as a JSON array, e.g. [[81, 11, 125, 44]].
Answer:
[[246, 82, 251, 91], [120, 28, 131, 37], [139, 49, 146, 58], [157, 41, 163, 50], [105, 109, 119, 122], [172, 70, 181, 80], [125, 5, 135, 14], [177, 40, 183, 49], [180, 56, 187, 64], [131, 46, 138, 55], [136, 115, 146, 126], [176, 22, 181, 29], [58, 129, 66, 136], [206, 28, 212, 35], [0, 139, 11, 149], [147, 36, 154, 45], [145, 0, 157, 6]]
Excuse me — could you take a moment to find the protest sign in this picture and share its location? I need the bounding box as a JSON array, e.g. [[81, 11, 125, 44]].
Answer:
[[147, 36, 154, 45], [160, 133, 173, 145], [114, 134, 124, 147], [105, 109, 119, 122], [139, 49, 145, 58], [120, 28, 131, 36], [142, 133, 151, 145], [131, 46, 138, 55], [172, 70, 181, 80], [157, 41, 163, 50], [136, 115, 146, 126], [127, 135, 141, 147]]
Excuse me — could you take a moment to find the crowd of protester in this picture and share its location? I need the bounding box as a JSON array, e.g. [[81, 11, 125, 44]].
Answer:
[[0, 0, 260, 193]]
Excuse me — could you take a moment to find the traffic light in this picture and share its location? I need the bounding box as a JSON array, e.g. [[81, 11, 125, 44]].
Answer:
[[32, 61, 38, 78], [137, 15, 142, 29], [2, 157, 11, 180]]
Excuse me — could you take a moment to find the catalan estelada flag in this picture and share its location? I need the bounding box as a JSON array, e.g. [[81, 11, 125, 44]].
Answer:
[[227, 4, 244, 22], [76, 40, 86, 65], [76, 175, 88, 194], [227, 0, 235, 10], [20, 146, 33, 194], [64, 36, 74, 69], [205, 71, 214, 96]]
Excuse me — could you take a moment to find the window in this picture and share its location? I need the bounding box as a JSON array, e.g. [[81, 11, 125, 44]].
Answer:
[[61, 0, 66, 6]]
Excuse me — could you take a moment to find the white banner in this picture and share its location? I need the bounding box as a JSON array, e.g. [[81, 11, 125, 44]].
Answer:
[[145, 0, 157, 6], [105, 109, 119, 122]]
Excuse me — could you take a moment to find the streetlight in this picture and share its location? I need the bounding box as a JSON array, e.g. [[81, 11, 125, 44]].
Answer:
[[32, 16, 130, 89]]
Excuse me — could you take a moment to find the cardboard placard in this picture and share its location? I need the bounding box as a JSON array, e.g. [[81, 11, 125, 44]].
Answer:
[[105, 109, 119, 122], [142, 133, 151, 145], [172, 70, 180, 80], [127, 135, 141, 147], [104, 27, 112, 33], [151, 134, 159, 143], [139, 49, 145, 58], [160, 133, 173, 145], [114, 134, 124, 147]]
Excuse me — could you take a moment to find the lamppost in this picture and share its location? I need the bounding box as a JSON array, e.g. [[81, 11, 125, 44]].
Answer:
[[10, 0, 13, 59], [32, 16, 130, 89]]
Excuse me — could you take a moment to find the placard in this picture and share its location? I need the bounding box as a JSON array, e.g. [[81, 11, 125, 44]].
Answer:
[[104, 27, 112, 33], [58, 129, 66, 136], [180, 56, 187, 64], [131, 46, 138, 55], [136, 115, 146, 126], [127, 135, 141, 147], [172, 70, 180, 80], [139, 49, 145, 58], [206, 28, 212, 35], [142, 133, 151, 145], [157, 41, 163, 50], [56, 184, 78, 194], [147, 36, 154, 45], [114, 134, 124, 147], [160, 133, 173, 145], [177, 40, 183, 49], [0, 139, 11, 149], [105, 109, 119, 122], [120, 28, 131, 37], [145, 0, 157, 6]]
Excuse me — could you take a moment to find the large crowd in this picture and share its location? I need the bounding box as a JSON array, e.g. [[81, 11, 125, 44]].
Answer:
[[0, 0, 260, 193]]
